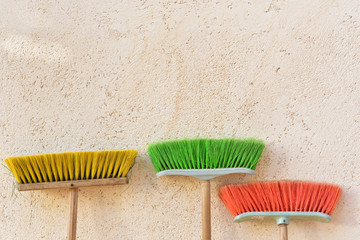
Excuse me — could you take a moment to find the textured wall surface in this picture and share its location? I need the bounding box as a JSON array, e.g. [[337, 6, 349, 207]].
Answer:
[[0, 0, 359, 239]]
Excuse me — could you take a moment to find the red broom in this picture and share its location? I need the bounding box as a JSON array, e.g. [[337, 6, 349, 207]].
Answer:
[[219, 180, 341, 240]]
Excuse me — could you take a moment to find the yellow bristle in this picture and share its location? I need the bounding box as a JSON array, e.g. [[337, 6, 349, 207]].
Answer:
[[74, 153, 81, 180], [56, 153, 73, 181], [126, 150, 138, 175], [79, 152, 85, 180], [43, 154, 54, 182], [67, 153, 74, 180], [90, 152, 100, 179], [27, 157, 40, 182], [85, 153, 92, 179], [18, 157, 37, 183], [4, 157, 23, 183], [117, 150, 138, 177], [36, 155, 50, 182], [4, 153, 73, 184], [116, 153, 127, 177], [29, 155, 44, 182], [82, 152, 91, 179], [4, 150, 137, 184], [79, 152, 87, 180], [105, 151, 117, 178], [75, 152, 95, 180], [111, 151, 125, 177], [101, 152, 111, 179], [49, 154, 59, 181], [14, 158, 29, 183], [95, 152, 107, 179], [57, 154, 65, 181]]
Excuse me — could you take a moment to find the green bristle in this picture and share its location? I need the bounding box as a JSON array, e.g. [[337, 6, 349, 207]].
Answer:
[[148, 138, 265, 172]]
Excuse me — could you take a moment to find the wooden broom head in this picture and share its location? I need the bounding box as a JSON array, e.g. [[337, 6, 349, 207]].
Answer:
[[4, 150, 138, 184], [219, 180, 341, 217]]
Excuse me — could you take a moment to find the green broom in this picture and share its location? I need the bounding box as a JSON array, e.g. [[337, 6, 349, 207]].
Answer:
[[148, 138, 265, 240], [4, 150, 138, 240]]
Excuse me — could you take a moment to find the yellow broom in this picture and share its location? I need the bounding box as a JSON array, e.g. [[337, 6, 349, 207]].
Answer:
[[4, 150, 138, 240]]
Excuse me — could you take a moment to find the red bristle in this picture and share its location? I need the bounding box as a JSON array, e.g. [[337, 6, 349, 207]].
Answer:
[[228, 186, 241, 216], [287, 181, 294, 211], [226, 187, 239, 216], [267, 182, 278, 211], [323, 186, 341, 215], [295, 182, 303, 211], [274, 181, 284, 211], [239, 185, 256, 212], [300, 182, 311, 211], [279, 181, 289, 211], [286, 181, 293, 211], [308, 183, 320, 211], [267, 182, 276, 211], [331, 188, 341, 214], [230, 185, 246, 215], [257, 182, 271, 211], [303, 182, 314, 212], [314, 184, 327, 212], [219, 181, 341, 217], [261, 183, 271, 211], [259, 182, 271, 211], [322, 185, 336, 214], [253, 183, 268, 211], [264, 182, 273, 211], [291, 181, 297, 211], [219, 186, 236, 216], [268, 182, 278, 211], [245, 184, 262, 211]]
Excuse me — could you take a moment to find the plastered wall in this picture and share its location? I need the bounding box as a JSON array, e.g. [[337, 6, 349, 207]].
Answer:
[[0, 0, 359, 239]]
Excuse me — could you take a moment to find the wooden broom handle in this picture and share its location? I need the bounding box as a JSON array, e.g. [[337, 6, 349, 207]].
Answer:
[[68, 188, 79, 240], [201, 180, 211, 240], [279, 224, 288, 240]]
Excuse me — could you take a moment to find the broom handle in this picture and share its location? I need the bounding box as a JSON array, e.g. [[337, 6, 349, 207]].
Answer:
[[201, 180, 211, 240], [279, 224, 288, 240], [68, 188, 79, 240]]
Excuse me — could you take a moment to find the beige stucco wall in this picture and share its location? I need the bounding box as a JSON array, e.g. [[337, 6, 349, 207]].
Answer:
[[0, 0, 359, 239]]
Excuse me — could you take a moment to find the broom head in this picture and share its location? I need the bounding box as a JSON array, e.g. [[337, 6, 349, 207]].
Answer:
[[219, 180, 341, 222], [4, 150, 138, 184], [148, 138, 265, 172]]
